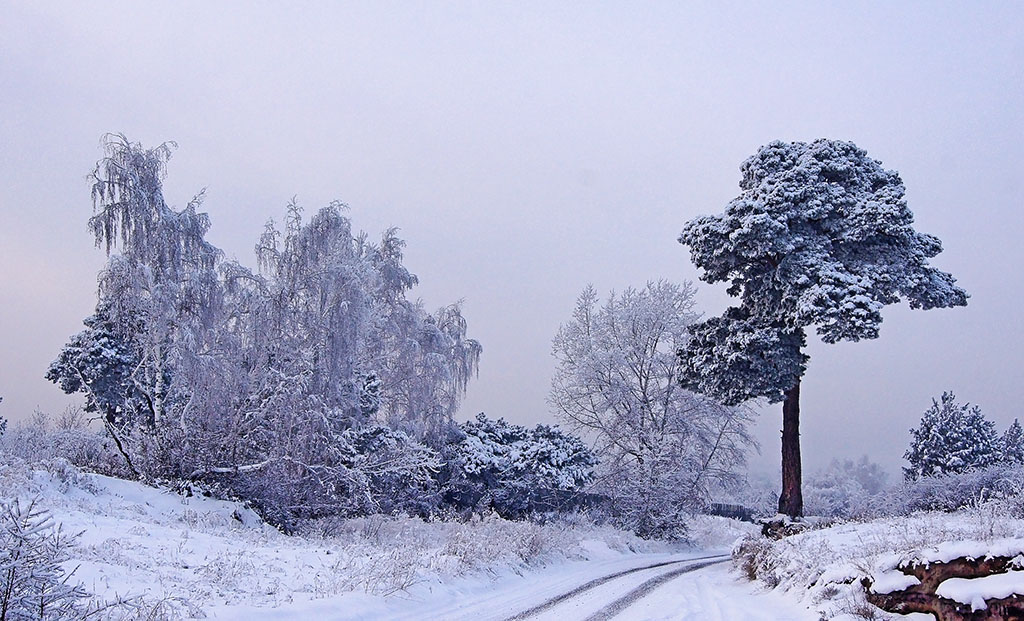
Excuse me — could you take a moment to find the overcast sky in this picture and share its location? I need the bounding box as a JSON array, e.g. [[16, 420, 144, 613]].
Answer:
[[2, 2, 1022, 478]]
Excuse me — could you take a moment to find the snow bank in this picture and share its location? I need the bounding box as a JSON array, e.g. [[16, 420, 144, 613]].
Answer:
[[0, 455, 682, 618], [900, 538, 1024, 566]]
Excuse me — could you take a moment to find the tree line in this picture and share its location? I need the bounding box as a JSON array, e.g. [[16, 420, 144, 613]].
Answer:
[[37, 134, 971, 534]]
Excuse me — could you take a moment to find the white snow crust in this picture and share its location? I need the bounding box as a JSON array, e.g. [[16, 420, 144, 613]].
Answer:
[[935, 572, 1024, 611]]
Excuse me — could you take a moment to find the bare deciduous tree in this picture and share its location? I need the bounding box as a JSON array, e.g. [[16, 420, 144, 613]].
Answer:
[[550, 281, 755, 537]]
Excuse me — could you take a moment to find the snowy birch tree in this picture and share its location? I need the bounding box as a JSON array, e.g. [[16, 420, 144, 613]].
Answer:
[[550, 281, 755, 537], [678, 139, 968, 517], [48, 135, 481, 524]]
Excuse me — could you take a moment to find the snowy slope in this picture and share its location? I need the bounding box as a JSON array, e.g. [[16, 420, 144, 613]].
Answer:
[[0, 458, 722, 618], [0, 457, 825, 620]]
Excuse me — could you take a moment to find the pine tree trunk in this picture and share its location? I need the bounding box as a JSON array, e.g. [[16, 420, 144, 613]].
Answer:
[[778, 380, 803, 518]]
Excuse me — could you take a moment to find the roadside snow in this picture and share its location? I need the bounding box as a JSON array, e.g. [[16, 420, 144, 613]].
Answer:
[[207, 552, 705, 620], [619, 563, 818, 621]]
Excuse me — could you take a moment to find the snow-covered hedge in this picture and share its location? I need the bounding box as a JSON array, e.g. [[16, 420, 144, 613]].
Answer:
[[857, 463, 1024, 518], [0, 411, 130, 479]]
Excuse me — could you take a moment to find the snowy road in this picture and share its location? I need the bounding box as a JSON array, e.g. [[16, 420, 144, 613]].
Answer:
[[505, 554, 729, 621], [210, 550, 818, 620], [359, 552, 818, 621]]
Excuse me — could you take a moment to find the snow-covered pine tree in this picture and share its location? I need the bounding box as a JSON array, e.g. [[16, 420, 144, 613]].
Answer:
[[904, 392, 1001, 481], [452, 413, 597, 518], [45, 304, 148, 426], [0, 499, 89, 620], [678, 139, 969, 517], [1002, 419, 1024, 464]]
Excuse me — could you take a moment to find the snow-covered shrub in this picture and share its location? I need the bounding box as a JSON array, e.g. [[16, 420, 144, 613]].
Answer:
[[733, 534, 781, 584], [904, 391, 1001, 481], [867, 462, 1024, 516], [803, 457, 889, 518], [0, 498, 89, 620], [339, 425, 441, 516], [0, 411, 129, 479], [229, 424, 441, 530], [443, 413, 597, 519]]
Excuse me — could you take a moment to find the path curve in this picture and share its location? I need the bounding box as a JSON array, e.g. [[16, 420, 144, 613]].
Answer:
[[582, 558, 728, 621], [504, 554, 729, 621]]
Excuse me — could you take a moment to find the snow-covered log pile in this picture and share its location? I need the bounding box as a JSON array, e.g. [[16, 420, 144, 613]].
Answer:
[[733, 507, 1024, 620], [864, 540, 1024, 620]]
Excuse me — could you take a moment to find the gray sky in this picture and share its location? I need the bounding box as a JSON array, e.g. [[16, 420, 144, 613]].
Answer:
[[2, 2, 1022, 478]]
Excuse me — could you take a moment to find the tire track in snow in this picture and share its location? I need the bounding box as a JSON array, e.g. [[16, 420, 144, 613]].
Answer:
[[504, 554, 728, 621], [581, 557, 729, 621]]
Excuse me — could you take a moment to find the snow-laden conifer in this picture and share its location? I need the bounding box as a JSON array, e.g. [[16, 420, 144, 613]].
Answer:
[[903, 392, 1001, 481], [450, 413, 596, 518], [1002, 419, 1024, 465], [678, 139, 968, 516], [0, 499, 89, 620]]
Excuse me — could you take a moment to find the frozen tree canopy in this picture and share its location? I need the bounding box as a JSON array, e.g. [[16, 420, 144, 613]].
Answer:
[[1003, 419, 1024, 465], [678, 139, 969, 518], [679, 139, 969, 405], [46, 135, 481, 524], [550, 281, 755, 537]]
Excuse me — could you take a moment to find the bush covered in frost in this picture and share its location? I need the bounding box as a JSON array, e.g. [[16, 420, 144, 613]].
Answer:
[[0, 498, 89, 620], [441, 413, 597, 520], [865, 462, 1024, 516], [0, 410, 130, 480]]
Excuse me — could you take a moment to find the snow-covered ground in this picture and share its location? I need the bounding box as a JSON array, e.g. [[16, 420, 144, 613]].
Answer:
[[0, 457, 821, 619]]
